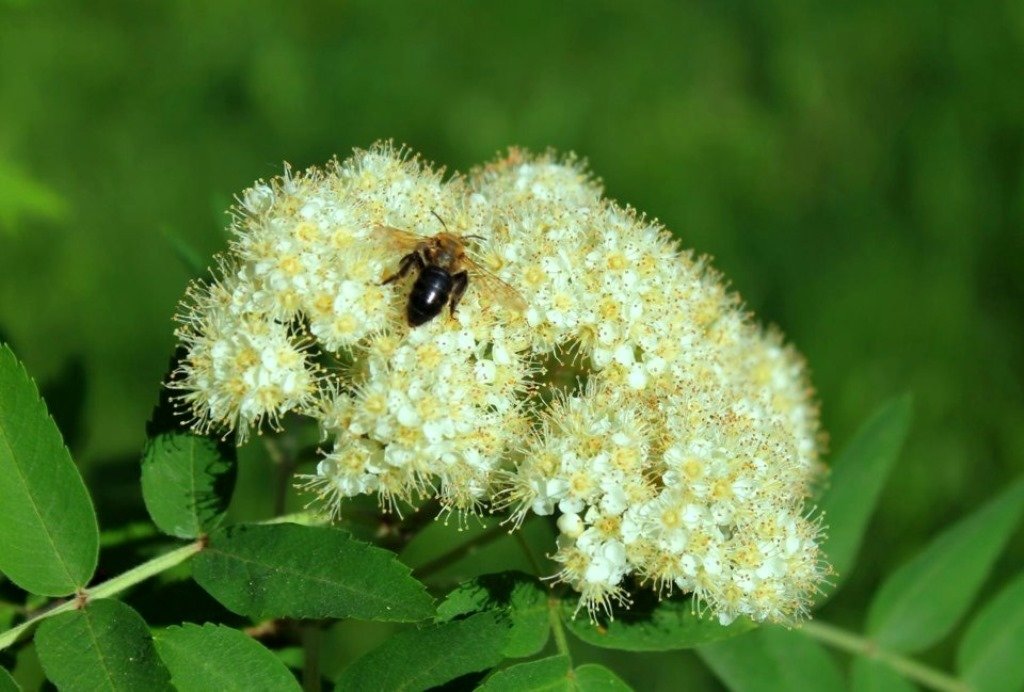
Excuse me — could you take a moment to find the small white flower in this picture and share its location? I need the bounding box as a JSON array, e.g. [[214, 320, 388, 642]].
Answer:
[[557, 512, 585, 538], [172, 142, 828, 625]]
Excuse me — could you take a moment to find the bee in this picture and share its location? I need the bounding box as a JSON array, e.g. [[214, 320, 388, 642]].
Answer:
[[378, 214, 526, 327]]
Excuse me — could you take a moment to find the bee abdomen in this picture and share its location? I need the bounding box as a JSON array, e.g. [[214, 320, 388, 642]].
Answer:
[[408, 267, 452, 326]]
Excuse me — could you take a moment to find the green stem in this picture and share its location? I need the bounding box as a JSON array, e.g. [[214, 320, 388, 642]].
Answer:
[[513, 532, 545, 577], [302, 623, 323, 692], [0, 600, 27, 615], [547, 596, 572, 666], [99, 521, 159, 548], [0, 512, 324, 652], [800, 620, 969, 692], [413, 521, 509, 579], [512, 531, 573, 668], [90, 541, 204, 599], [265, 436, 296, 517], [0, 540, 204, 651]]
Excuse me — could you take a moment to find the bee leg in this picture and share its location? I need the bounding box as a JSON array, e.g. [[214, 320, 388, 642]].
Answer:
[[448, 271, 469, 318], [381, 251, 424, 285]]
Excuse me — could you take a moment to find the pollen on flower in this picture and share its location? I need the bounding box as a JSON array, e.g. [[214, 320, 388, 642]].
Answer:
[[170, 141, 828, 627]]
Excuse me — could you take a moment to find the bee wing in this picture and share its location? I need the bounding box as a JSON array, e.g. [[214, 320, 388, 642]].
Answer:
[[373, 224, 426, 254], [463, 255, 528, 313]]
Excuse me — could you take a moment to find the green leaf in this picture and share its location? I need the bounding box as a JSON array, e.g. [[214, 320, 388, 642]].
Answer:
[[0, 344, 98, 596], [957, 573, 1024, 692], [0, 600, 17, 631], [477, 656, 571, 692], [866, 477, 1024, 653], [437, 571, 550, 657], [850, 658, 916, 692], [698, 626, 845, 692], [479, 660, 630, 692], [192, 523, 434, 622], [818, 395, 912, 594], [159, 225, 207, 278], [574, 664, 634, 691], [562, 594, 755, 651], [35, 599, 173, 691], [336, 611, 509, 691], [0, 160, 66, 234], [99, 521, 159, 549], [0, 666, 18, 692], [273, 646, 304, 671], [153, 623, 300, 691], [141, 432, 237, 539]]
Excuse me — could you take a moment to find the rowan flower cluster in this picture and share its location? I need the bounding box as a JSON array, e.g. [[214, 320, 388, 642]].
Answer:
[[171, 142, 827, 625]]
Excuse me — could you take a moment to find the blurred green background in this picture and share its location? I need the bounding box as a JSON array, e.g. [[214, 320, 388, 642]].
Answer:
[[1, 0, 1022, 688]]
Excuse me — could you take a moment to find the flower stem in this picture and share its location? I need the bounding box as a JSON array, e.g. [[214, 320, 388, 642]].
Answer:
[[413, 521, 509, 579], [547, 596, 573, 666], [265, 435, 297, 517], [302, 623, 323, 692], [0, 540, 204, 651], [511, 531, 573, 668], [513, 531, 545, 577], [799, 620, 969, 692]]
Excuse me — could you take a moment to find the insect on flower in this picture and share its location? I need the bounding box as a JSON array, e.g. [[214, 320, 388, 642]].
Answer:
[[378, 213, 527, 326]]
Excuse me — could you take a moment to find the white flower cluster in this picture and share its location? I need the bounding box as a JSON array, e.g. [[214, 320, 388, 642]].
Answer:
[[172, 142, 827, 625]]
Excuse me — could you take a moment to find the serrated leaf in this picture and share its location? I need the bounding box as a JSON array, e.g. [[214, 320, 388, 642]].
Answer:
[[0, 344, 98, 596], [956, 573, 1024, 692], [850, 657, 916, 692], [153, 623, 300, 691], [336, 611, 509, 691], [0, 666, 18, 692], [819, 395, 912, 595], [866, 477, 1024, 653], [477, 656, 571, 692], [562, 594, 755, 651], [698, 626, 845, 692], [437, 571, 550, 658], [141, 432, 237, 538], [35, 599, 172, 691], [192, 523, 434, 622], [574, 664, 633, 691]]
